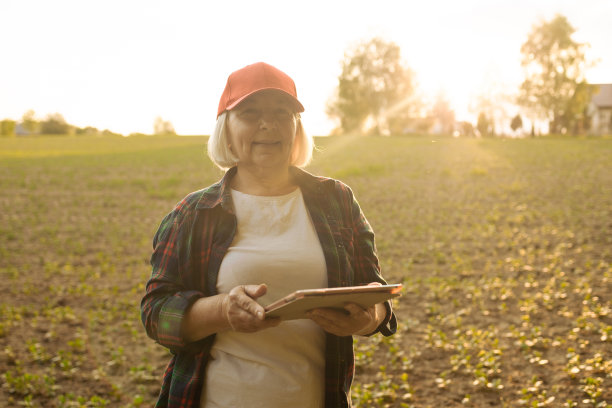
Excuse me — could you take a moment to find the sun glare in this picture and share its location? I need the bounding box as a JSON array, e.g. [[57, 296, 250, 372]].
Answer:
[[0, 1, 610, 136], [401, 29, 503, 124]]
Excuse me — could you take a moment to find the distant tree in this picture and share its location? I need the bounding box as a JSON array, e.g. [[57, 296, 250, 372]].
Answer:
[[75, 126, 100, 136], [40, 113, 71, 134], [154, 116, 176, 135], [518, 14, 594, 134], [21, 109, 39, 134], [510, 114, 523, 134], [101, 129, 123, 137], [327, 37, 419, 135], [431, 93, 455, 135], [470, 88, 514, 137], [477, 112, 492, 137], [458, 121, 475, 137], [0, 119, 17, 137], [565, 81, 593, 134]]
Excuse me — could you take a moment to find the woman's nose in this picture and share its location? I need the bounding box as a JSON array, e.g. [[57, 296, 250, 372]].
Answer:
[[259, 112, 278, 129]]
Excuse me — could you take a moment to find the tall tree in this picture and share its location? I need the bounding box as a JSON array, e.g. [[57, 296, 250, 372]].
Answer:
[[327, 37, 418, 135], [0, 120, 16, 137], [40, 113, 70, 135], [477, 112, 492, 138], [510, 114, 523, 135], [21, 110, 39, 134], [518, 14, 593, 134], [153, 116, 176, 135], [470, 88, 512, 137]]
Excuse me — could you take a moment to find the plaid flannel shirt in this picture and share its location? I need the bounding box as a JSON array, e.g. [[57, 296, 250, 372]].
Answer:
[[141, 166, 397, 408]]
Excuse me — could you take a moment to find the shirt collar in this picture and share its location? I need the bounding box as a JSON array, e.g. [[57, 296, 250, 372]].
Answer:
[[289, 166, 335, 196], [195, 166, 335, 211], [195, 166, 237, 211]]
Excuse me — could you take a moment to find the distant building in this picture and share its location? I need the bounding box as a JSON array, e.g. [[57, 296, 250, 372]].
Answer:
[[15, 123, 30, 136], [588, 84, 612, 136]]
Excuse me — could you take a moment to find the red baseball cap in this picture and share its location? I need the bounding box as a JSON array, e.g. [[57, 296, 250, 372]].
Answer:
[[217, 62, 305, 118]]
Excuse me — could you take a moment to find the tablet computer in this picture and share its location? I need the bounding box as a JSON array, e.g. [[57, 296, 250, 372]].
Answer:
[[264, 284, 402, 320]]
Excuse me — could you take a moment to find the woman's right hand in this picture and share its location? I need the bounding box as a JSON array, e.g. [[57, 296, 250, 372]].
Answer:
[[222, 284, 281, 332]]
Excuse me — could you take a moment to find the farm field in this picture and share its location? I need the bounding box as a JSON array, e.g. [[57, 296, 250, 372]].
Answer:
[[1, 135, 611, 407]]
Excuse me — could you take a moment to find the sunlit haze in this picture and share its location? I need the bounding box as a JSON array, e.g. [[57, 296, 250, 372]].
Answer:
[[1, 0, 611, 136]]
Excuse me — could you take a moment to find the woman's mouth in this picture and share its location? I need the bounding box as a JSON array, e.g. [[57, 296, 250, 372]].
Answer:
[[252, 141, 281, 146]]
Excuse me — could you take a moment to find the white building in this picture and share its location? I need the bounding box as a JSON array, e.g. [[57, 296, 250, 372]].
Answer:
[[588, 84, 612, 136]]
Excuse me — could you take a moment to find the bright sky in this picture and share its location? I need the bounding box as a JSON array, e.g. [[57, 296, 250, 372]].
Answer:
[[1, 0, 611, 136]]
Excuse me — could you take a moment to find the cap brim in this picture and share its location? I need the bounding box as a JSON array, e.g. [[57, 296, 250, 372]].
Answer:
[[225, 87, 304, 113]]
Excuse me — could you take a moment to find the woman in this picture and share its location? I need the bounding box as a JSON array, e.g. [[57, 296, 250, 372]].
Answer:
[[141, 62, 397, 408]]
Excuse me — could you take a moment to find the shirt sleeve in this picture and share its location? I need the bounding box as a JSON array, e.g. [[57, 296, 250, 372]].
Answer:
[[140, 205, 206, 353], [341, 183, 398, 337]]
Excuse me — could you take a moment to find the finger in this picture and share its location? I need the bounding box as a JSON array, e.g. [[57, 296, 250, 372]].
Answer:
[[308, 313, 351, 337], [309, 307, 349, 321], [244, 283, 268, 300], [343, 303, 368, 316], [228, 287, 265, 319], [243, 284, 268, 319], [367, 281, 382, 287], [308, 306, 370, 337], [308, 309, 334, 325], [308, 309, 351, 331]]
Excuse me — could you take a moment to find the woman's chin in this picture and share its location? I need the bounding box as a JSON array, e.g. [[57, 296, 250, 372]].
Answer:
[[247, 155, 291, 169]]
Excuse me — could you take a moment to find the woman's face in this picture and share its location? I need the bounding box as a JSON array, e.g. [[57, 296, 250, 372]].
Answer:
[[227, 89, 298, 171]]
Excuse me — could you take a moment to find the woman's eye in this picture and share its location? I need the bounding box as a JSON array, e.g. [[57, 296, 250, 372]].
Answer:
[[237, 108, 292, 122], [275, 110, 292, 121], [240, 109, 260, 120]]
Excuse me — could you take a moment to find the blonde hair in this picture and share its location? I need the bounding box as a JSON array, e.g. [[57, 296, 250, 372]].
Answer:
[[207, 112, 313, 170]]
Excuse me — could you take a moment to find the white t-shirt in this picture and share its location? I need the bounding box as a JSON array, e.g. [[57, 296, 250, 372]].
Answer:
[[202, 187, 328, 408]]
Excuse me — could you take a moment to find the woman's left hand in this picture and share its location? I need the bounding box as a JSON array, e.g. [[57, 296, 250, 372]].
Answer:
[[307, 301, 385, 337], [307, 281, 386, 337]]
